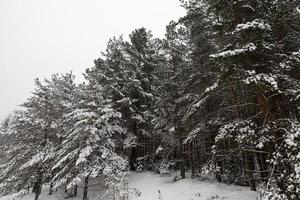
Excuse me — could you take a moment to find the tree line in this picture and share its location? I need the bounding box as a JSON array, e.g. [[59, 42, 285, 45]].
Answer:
[[1, 0, 300, 200]]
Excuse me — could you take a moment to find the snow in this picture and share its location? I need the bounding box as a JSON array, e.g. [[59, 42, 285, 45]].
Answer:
[[297, 7, 300, 14], [193, 96, 208, 109], [0, 172, 257, 200], [234, 19, 271, 33], [169, 127, 175, 133], [242, 5, 255, 12], [129, 172, 257, 200], [155, 145, 163, 154], [244, 73, 278, 90], [210, 43, 257, 59], [20, 152, 44, 170], [205, 82, 218, 93], [76, 145, 93, 166], [52, 150, 77, 170], [123, 134, 137, 149]]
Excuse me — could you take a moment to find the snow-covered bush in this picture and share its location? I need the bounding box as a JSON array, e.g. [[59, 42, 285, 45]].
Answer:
[[157, 160, 175, 175]]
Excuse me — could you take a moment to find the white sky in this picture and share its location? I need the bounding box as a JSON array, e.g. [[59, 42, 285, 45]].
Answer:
[[0, 0, 185, 121]]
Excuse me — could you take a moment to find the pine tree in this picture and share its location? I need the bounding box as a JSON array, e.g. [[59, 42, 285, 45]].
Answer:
[[51, 77, 127, 200], [0, 73, 76, 199], [181, 0, 300, 195], [152, 20, 194, 178], [92, 28, 161, 171]]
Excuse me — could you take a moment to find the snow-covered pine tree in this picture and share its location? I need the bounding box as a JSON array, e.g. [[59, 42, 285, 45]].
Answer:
[[92, 28, 161, 171], [51, 78, 127, 200], [0, 73, 76, 200], [0, 110, 34, 196], [152, 20, 193, 178], [177, 1, 220, 178], [0, 114, 16, 164], [180, 0, 300, 196]]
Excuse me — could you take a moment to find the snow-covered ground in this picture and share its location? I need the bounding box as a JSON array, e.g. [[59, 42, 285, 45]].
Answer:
[[0, 172, 257, 200], [129, 172, 257, 200]]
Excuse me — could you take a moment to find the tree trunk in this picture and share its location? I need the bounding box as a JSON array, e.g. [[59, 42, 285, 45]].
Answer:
[[216, 161, 223, 182], [129, 121, 138, 171], [32, 170, 43, 200], [244, 151, 256, 191], [33, 183, 42, 200], [253, 152, 262, 182], [74, 184, 78, 197], [259, 153, 269, 179], [190, 142, 195, 179], [178, 134, 185, 179], [82, 175, 89, 200], [129, 147, 136, 171], [34, 193, 39, 200], [48, 182, 53, 195]]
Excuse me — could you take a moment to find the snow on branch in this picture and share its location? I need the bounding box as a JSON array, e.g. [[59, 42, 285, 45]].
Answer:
[[20, 152, 44, 170], [76, 145, 93, 166], [244, 71, 278, 90], [234, 19, 271, 33], [210, 43, 257, 59], [205, 82, 218, 93]]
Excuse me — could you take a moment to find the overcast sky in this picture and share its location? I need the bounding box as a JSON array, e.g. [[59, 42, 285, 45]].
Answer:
[[0, 0, 185, 121]]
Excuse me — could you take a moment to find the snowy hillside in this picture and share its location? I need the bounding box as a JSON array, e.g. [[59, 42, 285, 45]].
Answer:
[[0, 172, 257, 200]]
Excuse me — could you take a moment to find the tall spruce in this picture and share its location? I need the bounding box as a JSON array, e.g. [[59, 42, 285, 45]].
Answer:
[[92, 28, 160, 171]]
